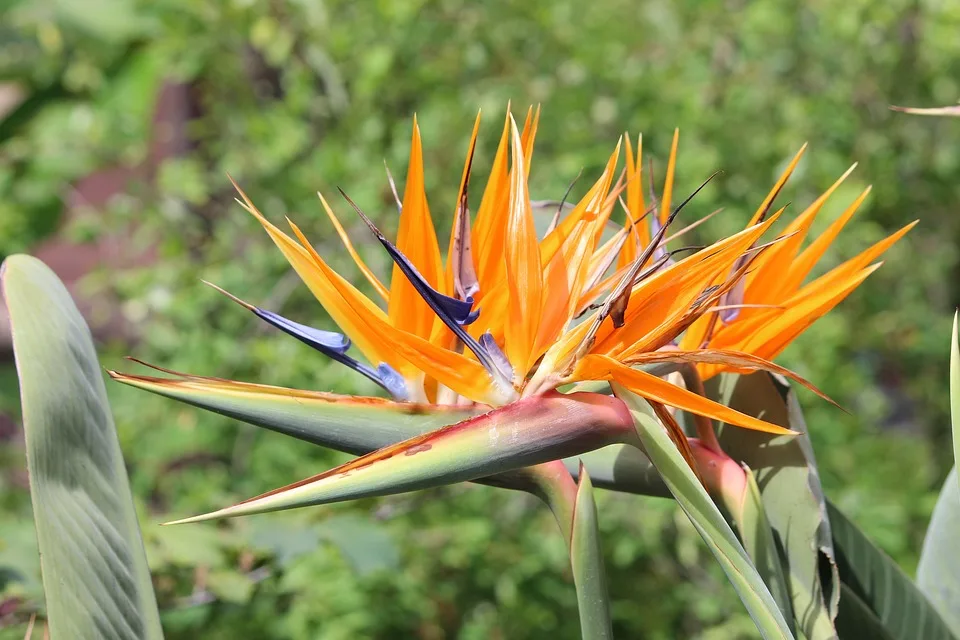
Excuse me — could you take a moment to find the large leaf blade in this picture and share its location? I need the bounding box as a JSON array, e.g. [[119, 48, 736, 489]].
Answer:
[[914, 317, 960, 636], [916, 468, 960, 637], [828, 501, 954, 640], [614, 386, 794, 639], [951, 311, 960, 489], [835, 583, 896, 640], [3, 255, 162, 639]]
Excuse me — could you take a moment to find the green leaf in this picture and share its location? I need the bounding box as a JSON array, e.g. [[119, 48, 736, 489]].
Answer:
[[44, 0, 152, 41], [2, 255, 162, 640], [722, 465, 796, 634], [713, 372, 838, 639], [565, 444, 670, 497], [835, 583, 896, 640], [246, 519, 323, 569], [165, 391, 635, 524], [149, 523, 229, 568], [570, 466, 613, 640], [0, 520, 41, 598], [614, 385, 794, 640], [521, 460, 616, 636], [917, 468, 960, 636], [951, 311, 960, 489], [828, 501, 955, 640]]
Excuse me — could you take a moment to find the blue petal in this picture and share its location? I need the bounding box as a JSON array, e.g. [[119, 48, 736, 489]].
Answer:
[[207, 280, 411, 400], [382, 244, 480, 327], [480, 332, 514, 382], [253, 309, 351, 354], [438, 295, 480, 326], [340, 190, 507, 380], [252, 307, 408, 398], [376, 363, 409, 401]]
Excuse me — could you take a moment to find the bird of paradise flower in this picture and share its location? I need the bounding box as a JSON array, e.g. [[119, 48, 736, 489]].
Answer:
[[110, 106, 911, 525]]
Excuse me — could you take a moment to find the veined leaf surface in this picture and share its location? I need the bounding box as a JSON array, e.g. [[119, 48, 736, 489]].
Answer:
[[3, 255, 162, 640]]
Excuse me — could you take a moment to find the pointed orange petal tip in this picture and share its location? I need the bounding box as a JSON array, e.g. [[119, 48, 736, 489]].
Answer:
[[576, 356, 797, 436]]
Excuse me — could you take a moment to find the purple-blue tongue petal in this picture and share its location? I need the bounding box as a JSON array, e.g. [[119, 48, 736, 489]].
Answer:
[[256, 308, 409, 399], [202, 281, 409, 400], [339, 189, 507, 382], [340, 190, 480, 327], [480, 332, 514, 382], [253, 309, 351, 354], [376, 245, 479, 326], [253, 308, 405, 395], [437, 295, 480, 326], [376, 363, 409, 401]]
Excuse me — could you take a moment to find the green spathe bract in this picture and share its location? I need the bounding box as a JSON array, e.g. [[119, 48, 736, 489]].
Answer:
[[161, 390, 637, 524], [3, 255, 162, 640]]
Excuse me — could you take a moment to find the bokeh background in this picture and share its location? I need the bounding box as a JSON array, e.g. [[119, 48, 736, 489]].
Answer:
[[1, 0, 960, 637]]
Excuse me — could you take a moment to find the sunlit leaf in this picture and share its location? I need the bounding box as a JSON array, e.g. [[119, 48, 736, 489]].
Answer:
[[2, 255, 162, 640], [915, 317, 960, 636], [951, 311, 960, 488], [916, 468, 960, 637]]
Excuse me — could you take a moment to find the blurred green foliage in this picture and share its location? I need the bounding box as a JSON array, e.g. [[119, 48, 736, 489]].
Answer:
[[1, 0, 959, 637]]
